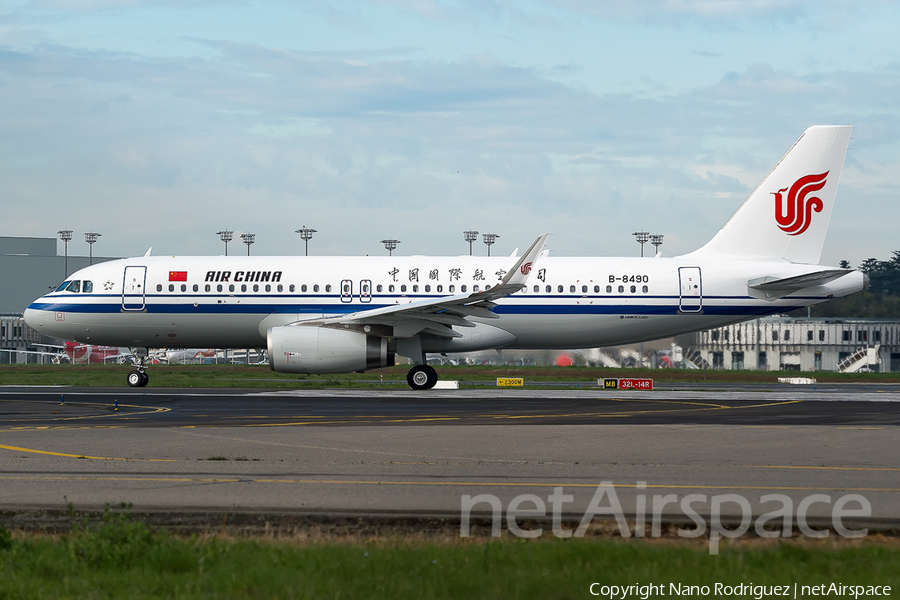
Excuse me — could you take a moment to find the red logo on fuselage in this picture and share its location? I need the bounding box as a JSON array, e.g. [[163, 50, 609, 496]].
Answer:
[[773, 171, 829, 236], [520, 262, 533, 276]]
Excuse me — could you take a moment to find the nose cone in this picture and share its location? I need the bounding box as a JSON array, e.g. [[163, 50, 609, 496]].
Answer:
[[23, 306, 44, 331]]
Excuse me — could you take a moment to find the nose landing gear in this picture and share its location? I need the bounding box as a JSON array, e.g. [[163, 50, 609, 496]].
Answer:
[[127, 347, 150, 387]]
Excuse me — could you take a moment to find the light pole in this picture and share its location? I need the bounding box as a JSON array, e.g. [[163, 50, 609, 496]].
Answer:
[[216, 230, 233, 255], [295, 226, 317, 256], [482, 233, 499, 256], [649, 234, 664, 256], [381, 239, 400, 256], [632, 231, 650, 257], [58, 229, 73, 278], [84, 232, 101, 265], [463, 230, 479, 255], [241, 233, 256, 256]]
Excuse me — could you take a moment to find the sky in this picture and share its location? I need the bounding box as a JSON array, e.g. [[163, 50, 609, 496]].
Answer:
[[1, 0, 898, 267]]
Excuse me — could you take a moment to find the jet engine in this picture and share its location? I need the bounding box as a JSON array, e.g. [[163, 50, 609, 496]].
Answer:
[[267, 325, 395, 374]]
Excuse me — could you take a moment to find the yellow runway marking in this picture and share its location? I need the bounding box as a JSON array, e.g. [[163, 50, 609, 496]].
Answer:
[[0, 443, 176, 462], [0, 475, 895, 493]]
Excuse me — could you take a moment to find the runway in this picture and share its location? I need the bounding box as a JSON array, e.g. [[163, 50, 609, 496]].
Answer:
[[1, 384, 899, 530]]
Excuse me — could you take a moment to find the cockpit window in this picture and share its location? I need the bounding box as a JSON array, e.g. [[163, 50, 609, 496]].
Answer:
[[65, 280, 81, 293], [83, 281, 93, 293], [56, 281, 72, 292]]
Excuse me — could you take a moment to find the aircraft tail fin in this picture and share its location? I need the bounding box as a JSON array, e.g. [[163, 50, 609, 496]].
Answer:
[[687, 125, 852, 264]]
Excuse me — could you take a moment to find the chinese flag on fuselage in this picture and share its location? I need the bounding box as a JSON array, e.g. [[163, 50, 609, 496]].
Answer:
[[168, 271, 188, 282]]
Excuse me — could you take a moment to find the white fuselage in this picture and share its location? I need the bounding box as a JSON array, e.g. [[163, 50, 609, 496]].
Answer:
[[24, 254, 866, 353]]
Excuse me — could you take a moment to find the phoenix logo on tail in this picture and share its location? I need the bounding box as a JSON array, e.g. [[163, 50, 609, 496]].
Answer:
[[773, 171, 829, 236]]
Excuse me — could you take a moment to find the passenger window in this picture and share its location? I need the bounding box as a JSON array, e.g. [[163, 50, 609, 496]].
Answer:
[[606, 285, 612, 293], [461, 285, 467, 292], [290, 284, 295, 292], [168, 284, 175, 292], [56, 281, 71, 292], [594, 285, 599, 293], [437, 285, 442, 293], [558, 285, 563, 293], [473, 285, 479, 292], [217, 284, 223, 292], [343, 284, 350, 293], [618, 285, 624, 293], [83, 281, 93, 293], [449, 285, 455, 293], [582, 285, 587, 293], [545, 285, 551, 293], [266, 284, 271, 292], [425, 285, 430, 293], [241, 284, 247, 292], [413, 285, 419, 292], [313, 284, 319, 292], [253, 284, 259, 292], [301, 284, 308, 292], [389, 284, 395, 293], [401, 285, 407, 293], [229, 284, 235, 292], [376, 284, 383, 292], [193, 284, 199, 292], [325, 285, 331, 292], [66, 281, 81, 293], [533, 285, 539, 293], [630, 285, 636, 293], [570, 285, 575, 293], [277, 284, 283, 292], [181, 284, 187, 292], [642, 285, 648, 293], [157, 284, 163, 292], [205, 284, 211, 292]]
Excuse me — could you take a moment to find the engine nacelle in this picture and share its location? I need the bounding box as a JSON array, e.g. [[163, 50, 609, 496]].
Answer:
[[267, 325, 395, 374]]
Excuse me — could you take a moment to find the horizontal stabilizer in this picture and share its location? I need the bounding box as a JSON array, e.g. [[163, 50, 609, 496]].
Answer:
[[748, 269, 852, 299]]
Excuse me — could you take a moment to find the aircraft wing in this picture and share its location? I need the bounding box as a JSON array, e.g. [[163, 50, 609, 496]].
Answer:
[[295, 233, 550, 338], [748, 269, 852, 299]]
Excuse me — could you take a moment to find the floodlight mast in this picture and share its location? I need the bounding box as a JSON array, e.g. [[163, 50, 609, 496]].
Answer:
[[58, 229, 73, 278], [294, 226, 317, 256], [216, 230, 233, 256], [84, 232, 101, 265], [649, 234, 664, 256], [632, 231, 650, 257], [463, 230, 479, 255], [380, 239, 399, 256], [241, 233, 256, 256], [482, 233, 499, 256]]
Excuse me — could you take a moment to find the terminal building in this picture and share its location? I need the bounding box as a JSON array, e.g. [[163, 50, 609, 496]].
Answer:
[[679, 316, 900, 373]]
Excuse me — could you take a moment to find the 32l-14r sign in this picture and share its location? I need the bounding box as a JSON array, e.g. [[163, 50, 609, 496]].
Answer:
[[602, 378, 653, 390]]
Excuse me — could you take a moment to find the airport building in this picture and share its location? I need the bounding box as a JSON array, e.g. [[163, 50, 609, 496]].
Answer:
[[680, 316, 900, 373]]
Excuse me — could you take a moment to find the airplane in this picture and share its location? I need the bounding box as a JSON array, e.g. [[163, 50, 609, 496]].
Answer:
[[63, 342, 132, 364], [24, 125, 866, 389]]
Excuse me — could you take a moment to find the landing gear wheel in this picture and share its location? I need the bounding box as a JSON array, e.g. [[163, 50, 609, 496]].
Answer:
[[139, 371, 149, 387], [407, 365, 438, 390], [127, 370, 143, 387]]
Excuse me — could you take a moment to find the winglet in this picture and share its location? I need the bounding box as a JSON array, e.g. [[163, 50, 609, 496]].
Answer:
[[471, 233, 549, 302]]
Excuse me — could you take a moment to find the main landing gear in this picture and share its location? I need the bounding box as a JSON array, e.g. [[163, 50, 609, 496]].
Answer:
[[407, 364, 438, 390], [127, 347, 150, 388]]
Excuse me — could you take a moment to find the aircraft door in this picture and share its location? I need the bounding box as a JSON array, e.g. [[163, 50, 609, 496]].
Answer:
[[122, 266, 147, 311], [360, 279, 372, 303], [340, 279, 353, 303], [678, 267, 702, 312]]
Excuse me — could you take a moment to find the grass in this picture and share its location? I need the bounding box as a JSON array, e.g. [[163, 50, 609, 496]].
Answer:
[[1, 363, 899, 388], [1, 508, 898, 600]]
